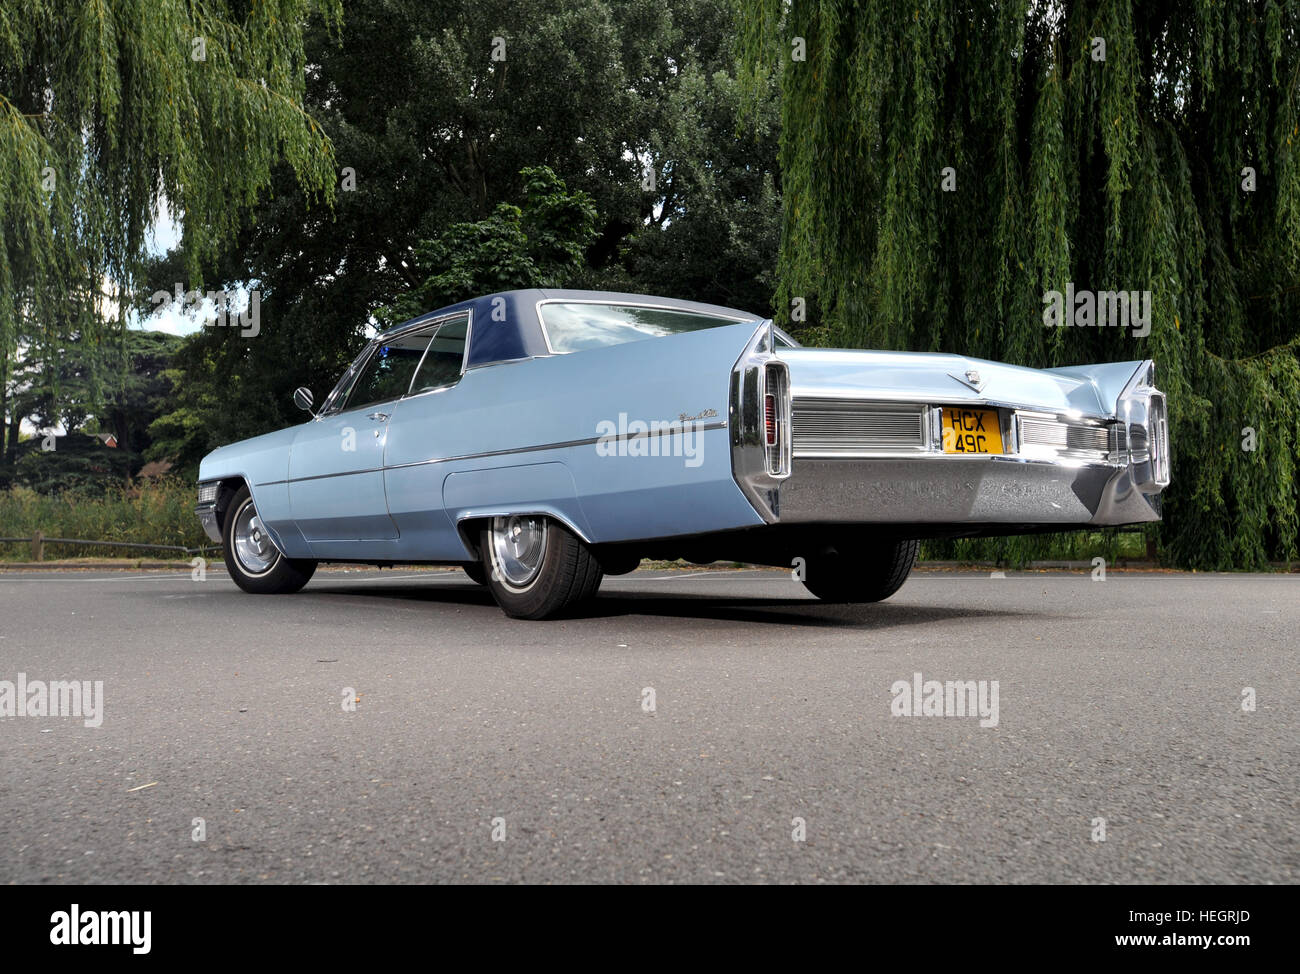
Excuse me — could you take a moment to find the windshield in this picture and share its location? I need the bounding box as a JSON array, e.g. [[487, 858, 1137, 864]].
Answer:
[[539, 302, 750, 353]]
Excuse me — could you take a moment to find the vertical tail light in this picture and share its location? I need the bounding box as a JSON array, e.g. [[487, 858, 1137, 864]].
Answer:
[[763, 362, 791, 477], [729, 320, 791, 523]]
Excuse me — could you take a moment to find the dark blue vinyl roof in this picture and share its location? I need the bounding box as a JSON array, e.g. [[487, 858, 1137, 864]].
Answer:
[[382, 289, 764, 368]]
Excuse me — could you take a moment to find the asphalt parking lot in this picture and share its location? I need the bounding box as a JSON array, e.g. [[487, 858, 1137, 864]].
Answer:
[[0, 566, 1295, 884]]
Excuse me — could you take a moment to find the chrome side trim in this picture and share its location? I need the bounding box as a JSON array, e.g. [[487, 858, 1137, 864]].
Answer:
[[255, 421, 729, 486], [459, 308, 475, 376], [463, 354, 546, 372], [787, 385, 1115, 421], [455, 508, 595, 545]]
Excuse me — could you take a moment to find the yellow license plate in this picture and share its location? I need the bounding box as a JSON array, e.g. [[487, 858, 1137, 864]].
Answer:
[[941, 407, 1003, 454]]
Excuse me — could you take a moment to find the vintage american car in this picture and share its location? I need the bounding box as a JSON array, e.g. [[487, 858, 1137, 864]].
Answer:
[[195, 289, 1170, 618]]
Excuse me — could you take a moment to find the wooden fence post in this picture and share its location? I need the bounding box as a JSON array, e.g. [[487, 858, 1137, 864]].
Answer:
[[31, 530, 43, 562]]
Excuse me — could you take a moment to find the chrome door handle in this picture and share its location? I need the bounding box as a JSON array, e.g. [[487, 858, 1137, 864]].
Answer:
[[367, 411, 389, 422]]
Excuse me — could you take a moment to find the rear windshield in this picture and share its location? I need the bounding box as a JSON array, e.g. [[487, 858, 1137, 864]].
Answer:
[[539, 302, 745, 353]]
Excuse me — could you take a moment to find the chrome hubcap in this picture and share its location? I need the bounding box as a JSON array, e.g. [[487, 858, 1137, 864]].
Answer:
[[491, 515, 548, 587], [232, 499, 278, 574]]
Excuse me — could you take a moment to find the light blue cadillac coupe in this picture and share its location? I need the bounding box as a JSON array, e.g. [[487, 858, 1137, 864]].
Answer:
[[196, 289, 1170, 618]]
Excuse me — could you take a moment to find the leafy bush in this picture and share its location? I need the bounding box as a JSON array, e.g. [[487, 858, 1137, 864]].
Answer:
[[0, 481, 207, 560]]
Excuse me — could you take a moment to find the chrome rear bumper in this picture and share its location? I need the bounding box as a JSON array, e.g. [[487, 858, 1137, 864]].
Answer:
[[776, 455, 1161, 526], [730, 338, 1169, 529]]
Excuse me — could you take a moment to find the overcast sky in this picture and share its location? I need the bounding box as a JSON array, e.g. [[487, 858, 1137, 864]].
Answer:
[[137, 200, 202, 336]]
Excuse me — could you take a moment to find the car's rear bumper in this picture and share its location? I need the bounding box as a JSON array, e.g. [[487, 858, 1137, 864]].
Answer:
[[776, 455, 1161, 526], [728, 332, 1169, 530]]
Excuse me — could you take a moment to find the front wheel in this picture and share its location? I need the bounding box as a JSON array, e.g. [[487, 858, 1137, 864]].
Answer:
[[800, 538, 918, 603], [221, 485, 317, 594], [480, 515, 603, 619]]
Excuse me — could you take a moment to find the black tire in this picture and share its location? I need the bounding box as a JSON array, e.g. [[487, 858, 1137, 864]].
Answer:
[[461, 562, 487, 585], [221, 485, 317, 594], [480, 515, 603, 619], [800, 538, 918, 603]]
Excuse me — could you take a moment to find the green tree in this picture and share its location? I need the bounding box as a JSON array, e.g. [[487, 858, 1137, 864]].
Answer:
[[139, 0, 782, 458], [2, 329, 187, 488], [0, 0, 340, 447], [97, 331, 186, 458], [144, 339, 226, 477], [606, 3, 782, 313], [12, 432, 133, 494], [377, 167, 598, 327], [739, 0, 1300, 569]]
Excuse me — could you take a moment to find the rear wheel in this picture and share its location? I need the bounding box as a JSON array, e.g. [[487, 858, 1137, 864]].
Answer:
[[800, 538, 917, 603], [221, 485, 317, 594], [480, 515, 603, 619]]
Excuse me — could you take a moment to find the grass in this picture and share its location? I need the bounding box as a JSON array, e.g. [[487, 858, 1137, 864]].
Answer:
[[0, 481, 209, 561], [920, 529, 1153, 567]]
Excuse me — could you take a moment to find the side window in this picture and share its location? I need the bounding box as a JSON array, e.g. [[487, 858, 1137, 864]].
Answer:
[[342, 326, 435, 412], [408, 315, 469, 394], [320, 349, 370, 416]]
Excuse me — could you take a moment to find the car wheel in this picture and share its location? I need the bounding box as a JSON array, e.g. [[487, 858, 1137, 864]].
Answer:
[[461, 562, 487, 585], [221, 485, 317, 594], [480, 515, 603, 619], [800, 538, 918, 603]]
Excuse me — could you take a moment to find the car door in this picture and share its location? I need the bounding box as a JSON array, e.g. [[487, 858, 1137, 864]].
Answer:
[[289, 325, 436, 543], [382, 312, 474, 558]]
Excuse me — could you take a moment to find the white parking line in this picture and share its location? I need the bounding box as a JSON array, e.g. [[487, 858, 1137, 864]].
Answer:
[[0, 571, 450, 584], [630, 570, 774, 582], [0, 573, 196, 583]]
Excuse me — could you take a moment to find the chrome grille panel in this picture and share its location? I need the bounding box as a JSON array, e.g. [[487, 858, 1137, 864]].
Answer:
[[1017, 414, 1113, 461], [791, 399, 928, 456]]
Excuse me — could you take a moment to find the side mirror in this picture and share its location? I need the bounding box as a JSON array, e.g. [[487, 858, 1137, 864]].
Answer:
[[293, 387, 315, 414]]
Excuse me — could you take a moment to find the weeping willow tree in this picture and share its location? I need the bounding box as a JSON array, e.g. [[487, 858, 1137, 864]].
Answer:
[[0, 0, 339, 460], [739, 1, 1300, 569]]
